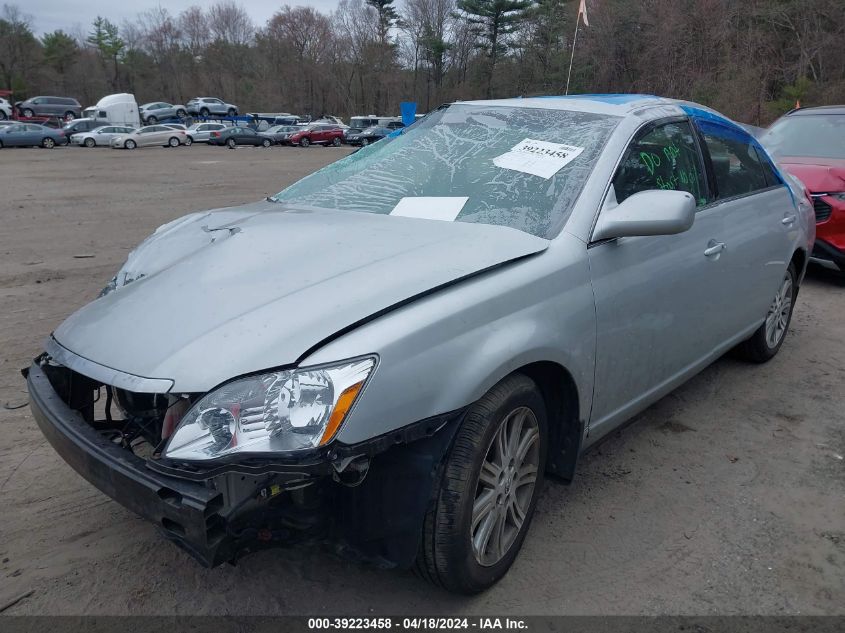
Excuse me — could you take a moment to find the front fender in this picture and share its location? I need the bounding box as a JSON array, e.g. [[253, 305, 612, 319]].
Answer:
[[303, 236, 596, 446]]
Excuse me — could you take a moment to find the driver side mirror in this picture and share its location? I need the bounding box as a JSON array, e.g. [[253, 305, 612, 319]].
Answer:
[[592, 189, 696, 241]]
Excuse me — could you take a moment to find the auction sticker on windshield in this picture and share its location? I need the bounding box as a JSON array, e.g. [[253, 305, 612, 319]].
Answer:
[[391, 196, 469, 221], [494, 138, 585, 179]]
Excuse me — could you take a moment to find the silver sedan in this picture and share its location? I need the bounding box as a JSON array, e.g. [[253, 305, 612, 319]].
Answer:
[[74, 125, 136, 147], [27, 96, 814, 594]]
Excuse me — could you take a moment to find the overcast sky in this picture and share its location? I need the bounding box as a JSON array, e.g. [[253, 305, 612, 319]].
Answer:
[[28, 1, 341, 35]]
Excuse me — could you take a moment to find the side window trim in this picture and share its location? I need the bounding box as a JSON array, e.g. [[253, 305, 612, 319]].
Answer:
[[694, 118, 776, 204], [612, 116, 710, 205]]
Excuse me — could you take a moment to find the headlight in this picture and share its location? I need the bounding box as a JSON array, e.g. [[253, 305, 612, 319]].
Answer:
[[163, 357, 376, 461], [832, 193, 845, 202]]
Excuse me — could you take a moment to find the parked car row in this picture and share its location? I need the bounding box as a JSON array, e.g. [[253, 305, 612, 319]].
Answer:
[[0, 118, 393, 151]]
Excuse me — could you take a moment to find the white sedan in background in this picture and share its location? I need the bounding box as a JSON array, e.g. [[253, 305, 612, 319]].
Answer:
[[110, 125, 189, 149], [73, 125, 137, 148]]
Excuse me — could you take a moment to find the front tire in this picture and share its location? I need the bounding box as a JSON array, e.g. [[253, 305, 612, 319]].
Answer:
[[332, 137, 342, 147], [227, 108, 236, 117], [415, 374, 547, 594], [176, 109, 186, 118], [184, 136, 193, 146], [735, 263, 797, 363], [147, 115, 158, 124], [262, 138, 271, 147], [200, 108, 210, 117], [124, 139, 136, 150], [227, 138, 236, 148], [299, 137, 310, 147], [22, 108, 34, 118], [64, 111, 76, 121], [361, 137, 369, 146], [84, 138, 96, 148]]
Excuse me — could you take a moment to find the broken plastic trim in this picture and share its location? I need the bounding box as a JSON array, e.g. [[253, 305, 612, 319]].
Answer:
[[147, 409, 463, 481]]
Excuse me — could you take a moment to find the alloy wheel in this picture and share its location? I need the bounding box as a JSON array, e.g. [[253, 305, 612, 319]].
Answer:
[[471, 406, 540, 567], [765, 273, 793, 348]]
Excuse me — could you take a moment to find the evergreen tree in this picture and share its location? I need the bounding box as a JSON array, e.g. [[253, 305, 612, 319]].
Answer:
[[457, 0, 533, 98], [87, 16, 124, 90]]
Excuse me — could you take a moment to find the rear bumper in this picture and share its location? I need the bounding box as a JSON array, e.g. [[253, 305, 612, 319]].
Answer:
[[27, 363, 234, 565]]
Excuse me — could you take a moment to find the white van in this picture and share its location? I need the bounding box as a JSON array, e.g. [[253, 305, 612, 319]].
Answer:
[[83, 93, 141, 128]]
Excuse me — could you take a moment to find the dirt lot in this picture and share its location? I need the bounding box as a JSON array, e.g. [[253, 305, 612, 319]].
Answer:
[[0, 144, 843, 616]]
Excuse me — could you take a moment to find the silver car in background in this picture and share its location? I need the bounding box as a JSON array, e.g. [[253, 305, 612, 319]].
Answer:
[[139, 102, 187, 124], [186, 97, 238, 117], [74, 125, 137, 147], [186, 122, 228, 143], [27, 95, 813, 594]]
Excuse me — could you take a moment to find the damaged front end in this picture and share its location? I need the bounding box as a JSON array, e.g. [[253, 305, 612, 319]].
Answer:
[[26, 349, 462, 568]]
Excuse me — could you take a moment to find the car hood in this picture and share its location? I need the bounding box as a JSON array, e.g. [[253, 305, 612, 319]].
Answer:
[[52, 201, 549, 392], [778, 157, 845, 193]]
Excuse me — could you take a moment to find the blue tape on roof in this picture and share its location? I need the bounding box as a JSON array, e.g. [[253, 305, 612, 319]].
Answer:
[[534, 94, 660, 104]]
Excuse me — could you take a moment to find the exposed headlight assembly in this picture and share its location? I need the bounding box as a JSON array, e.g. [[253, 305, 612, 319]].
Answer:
[[163, 357, 376, 461]]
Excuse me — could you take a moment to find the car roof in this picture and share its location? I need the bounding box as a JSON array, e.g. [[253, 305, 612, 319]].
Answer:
[[456, 94, 752, 131], [785, 105, 845, 116]]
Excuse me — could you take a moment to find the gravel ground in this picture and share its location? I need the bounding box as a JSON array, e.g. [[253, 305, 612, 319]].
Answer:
[[0, 144, 843, 616]]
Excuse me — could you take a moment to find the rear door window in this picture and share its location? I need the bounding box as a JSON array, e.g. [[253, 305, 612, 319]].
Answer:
[[697, 122, 769, 199], [612, 120, 709, 207]]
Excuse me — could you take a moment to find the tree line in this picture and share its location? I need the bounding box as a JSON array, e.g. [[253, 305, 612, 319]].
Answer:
[[1, 0, 843, 124]]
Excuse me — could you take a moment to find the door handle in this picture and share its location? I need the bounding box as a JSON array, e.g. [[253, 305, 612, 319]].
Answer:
[[782, 214, 797, 226], [704, 241, 726, 257]]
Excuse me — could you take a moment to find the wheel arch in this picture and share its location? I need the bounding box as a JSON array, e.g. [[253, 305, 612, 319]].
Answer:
[[509, 361, 583, 483], [791, 247, 808, 284]]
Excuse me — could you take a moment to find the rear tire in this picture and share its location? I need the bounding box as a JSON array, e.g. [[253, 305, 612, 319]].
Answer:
[[415, 374, 547, 594], [168, 136, 179, 147], [42, 137, 55, 149], [735, 263, 797, 363]]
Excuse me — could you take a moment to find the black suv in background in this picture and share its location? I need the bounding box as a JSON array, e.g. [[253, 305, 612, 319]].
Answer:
[[17, 96, 82, 120]]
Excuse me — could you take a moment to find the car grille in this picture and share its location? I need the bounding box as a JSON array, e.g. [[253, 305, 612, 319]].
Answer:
[[813, 197, 832, 223]]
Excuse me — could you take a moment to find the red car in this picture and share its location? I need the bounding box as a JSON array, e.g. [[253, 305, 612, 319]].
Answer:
[[287, 124, 344, 147], [762, 106, 845, 270]]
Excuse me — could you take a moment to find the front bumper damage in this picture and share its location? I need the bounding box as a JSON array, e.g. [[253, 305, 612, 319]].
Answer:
[[26, 358, 462, 568]]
